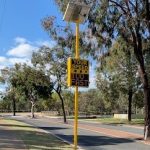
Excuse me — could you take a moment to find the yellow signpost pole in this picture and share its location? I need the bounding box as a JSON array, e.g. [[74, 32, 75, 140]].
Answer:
[[74, 21, 79, 149]]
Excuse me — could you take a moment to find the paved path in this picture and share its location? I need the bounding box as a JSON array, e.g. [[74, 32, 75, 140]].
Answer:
[[0, 118, 27, 150], [12, 116, 150, 150]]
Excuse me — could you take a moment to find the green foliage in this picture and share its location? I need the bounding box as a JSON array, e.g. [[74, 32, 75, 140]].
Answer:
[[0, 97, 11, 111], [42, 16, 74, 55], [10, 63, 53, 100], [32, 46, 68, 86], [0, 76, 5, 83], [96, 38, 143, 113], [0, 63, 53, 116], [79, 89, 108, 114]]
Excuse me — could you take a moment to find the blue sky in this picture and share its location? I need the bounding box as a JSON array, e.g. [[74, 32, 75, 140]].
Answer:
[[0, 0, 62, 50], [0, 0, 96, 91]]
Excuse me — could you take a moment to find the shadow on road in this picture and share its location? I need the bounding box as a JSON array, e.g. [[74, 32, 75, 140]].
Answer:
[[40, 126, 68, 130], [56, 134, 135, 146]]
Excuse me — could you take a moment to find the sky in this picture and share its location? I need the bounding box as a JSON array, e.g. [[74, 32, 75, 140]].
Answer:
[[0, 0, 96, 92]]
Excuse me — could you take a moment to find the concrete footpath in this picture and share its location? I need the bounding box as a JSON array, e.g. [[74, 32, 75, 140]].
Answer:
[[0, 117, 27, 150]]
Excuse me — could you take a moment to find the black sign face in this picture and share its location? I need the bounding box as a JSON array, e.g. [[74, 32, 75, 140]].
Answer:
[[71, 74, 89, 87], [71, 59, 89, 74]]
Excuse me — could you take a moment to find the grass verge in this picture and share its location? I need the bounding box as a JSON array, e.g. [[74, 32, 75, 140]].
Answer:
[[80, 118, 144, 126], [0, 118, 73, 150]]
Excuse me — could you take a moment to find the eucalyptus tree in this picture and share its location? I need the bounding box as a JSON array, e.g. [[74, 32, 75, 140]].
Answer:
[[32, 46, 70, 122], [89, 0, 150, 139], [54, 0, 150, 139], [97, 38, 140, 121], [10, 63, 53, 118]]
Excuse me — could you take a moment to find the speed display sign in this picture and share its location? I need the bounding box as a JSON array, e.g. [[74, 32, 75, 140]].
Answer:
[[67, 58, 89, 87]]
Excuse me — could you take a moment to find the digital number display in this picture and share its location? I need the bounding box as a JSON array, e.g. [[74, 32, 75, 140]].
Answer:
[[67, 58, 89, 87]]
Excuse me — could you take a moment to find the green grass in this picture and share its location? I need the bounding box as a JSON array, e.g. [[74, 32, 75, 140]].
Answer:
[[1, 119, 73, 150], [81, 118, 144, 125]]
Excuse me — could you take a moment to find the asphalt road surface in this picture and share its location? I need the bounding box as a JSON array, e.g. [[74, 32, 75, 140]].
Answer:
[[8, 116, 150, 150]]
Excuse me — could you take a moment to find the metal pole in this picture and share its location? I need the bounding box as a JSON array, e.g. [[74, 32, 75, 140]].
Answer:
[[75, 22, 79, 58], [74, 21, 79, 149]]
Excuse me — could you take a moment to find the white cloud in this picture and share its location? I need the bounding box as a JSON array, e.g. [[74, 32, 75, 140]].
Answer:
[[0, 65, 7, 70], [15, 37, 27, 44], [36, 40, 56, 48], [88, 62, 96, 89], [4, 38, 57, 67], [7, 43, 37, 58], [6, 38, 56, 58], [8, 57, 31, 65], [0, 57, 10, 69], [0, 56, 8, 63], [0, 87, 5, 92], [0, 37, 56, 69], [0, 56, 32, 69], [89, 76, 96, 89], [89, 67, 96, 89]]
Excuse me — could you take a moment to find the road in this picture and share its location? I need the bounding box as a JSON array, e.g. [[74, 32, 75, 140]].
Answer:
[[9, 116, 150, 150]]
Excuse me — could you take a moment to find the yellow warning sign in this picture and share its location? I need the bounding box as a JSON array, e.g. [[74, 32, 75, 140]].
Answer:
[[67, 58, 89, 87]]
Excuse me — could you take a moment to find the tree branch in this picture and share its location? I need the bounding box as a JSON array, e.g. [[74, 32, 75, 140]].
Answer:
[[129, 0, 136, 9], [109, 0, 127, 14], [125, 0, 133, 18]]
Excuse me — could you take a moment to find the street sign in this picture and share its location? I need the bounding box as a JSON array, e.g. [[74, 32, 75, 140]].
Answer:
[[67, 57, 89, 87]]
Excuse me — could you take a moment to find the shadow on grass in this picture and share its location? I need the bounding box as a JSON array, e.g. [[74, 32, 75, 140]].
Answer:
[[0, 128, 72, 150]]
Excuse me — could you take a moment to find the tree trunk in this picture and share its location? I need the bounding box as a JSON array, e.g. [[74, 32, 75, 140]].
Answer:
[[31, 101, 35, 118], [145, 0, 150, 33], [135, 104, 137, 114], [12, 98, 16, 116], [137, 59, 150, 140], [128, 89, 133, 122], [58, 93, 67, 123], [131, 26, 150, 140], [142, 73, 150, 140]]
